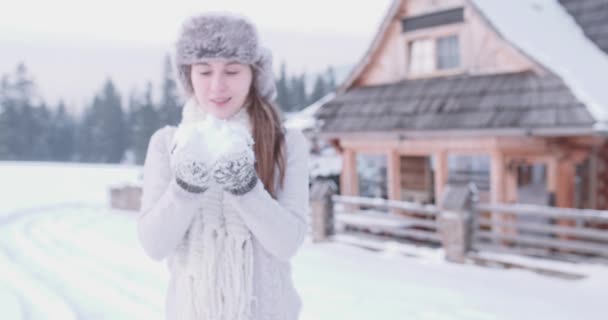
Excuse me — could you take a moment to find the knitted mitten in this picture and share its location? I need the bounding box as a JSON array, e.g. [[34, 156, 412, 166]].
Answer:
[[169, 122, 214, 194], [212, 150, 258, 195], [203, 115, 258, 195]]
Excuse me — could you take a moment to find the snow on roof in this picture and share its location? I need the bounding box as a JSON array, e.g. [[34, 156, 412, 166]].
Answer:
[[471, 0, 608, 130], [284, 92, 336, 130], [310, 153, 342, 178]]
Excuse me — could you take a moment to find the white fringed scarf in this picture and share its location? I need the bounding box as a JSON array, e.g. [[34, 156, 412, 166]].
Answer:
[[173, 97, 255, 320]]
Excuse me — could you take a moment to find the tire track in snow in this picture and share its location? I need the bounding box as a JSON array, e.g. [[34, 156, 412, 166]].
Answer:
[[1, 205, 163, 319], [27, 206, 166, 310]]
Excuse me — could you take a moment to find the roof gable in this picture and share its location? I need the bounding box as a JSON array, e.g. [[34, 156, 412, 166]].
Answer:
[[339, 0, 540, 93], [329, 0, 608, 133], [471, 0, 608, 128]]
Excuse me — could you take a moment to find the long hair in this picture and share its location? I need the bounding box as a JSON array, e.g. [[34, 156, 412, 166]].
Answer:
[[245, 69, 286, 198]]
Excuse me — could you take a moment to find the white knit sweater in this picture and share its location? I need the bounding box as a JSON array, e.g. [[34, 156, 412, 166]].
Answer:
[[137, 107, 310, 320]]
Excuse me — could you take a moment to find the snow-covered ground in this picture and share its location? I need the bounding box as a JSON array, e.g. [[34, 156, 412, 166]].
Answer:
[[0, 161, 606, 320]]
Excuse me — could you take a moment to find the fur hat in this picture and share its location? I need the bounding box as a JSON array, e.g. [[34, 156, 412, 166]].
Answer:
[[174, 12, 276, 101]]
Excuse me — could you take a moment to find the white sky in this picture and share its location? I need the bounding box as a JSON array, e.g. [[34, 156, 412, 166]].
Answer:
[[0, 0, 392, 110], [0, 0, 391, 45]]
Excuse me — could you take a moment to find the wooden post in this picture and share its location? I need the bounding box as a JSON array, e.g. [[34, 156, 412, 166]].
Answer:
[[340, 149, 359, 211], [504, 159, 518, 236], [547, 157, 558, 204], [434, 150, 448, 205], [556, 158, 576, 240], [490, 151, 506, 204], [588, 147, 598, 209], [556, 159, 575, 208], [387, 150, 402, 215], [387, 150, 401, 201], [490, 150, 507, 243], [340, 149, 359, 196]]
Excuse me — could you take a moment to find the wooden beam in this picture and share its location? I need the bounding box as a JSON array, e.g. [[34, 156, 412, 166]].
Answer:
[[340, 149, 359, 197], [341, 136, 552, 155], [555, 157, 577, 241], [490, 150, 508, 240], [547, 156, 557, 201], [588, 147, 598, 209], [434, 150, 448, 205], [386, 150, 401, 202], [556, 159, 575, 208], [505, 161, 518, 203], [504, 161, 519, 236], [490, 150, 506, 204]]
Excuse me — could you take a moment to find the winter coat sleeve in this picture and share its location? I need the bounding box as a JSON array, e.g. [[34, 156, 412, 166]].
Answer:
[[225, 128, 311, 261], [136, 125, 201, 261]]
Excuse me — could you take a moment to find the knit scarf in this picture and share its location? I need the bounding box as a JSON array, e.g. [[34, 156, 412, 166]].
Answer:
[[173, 97, 255, 320]]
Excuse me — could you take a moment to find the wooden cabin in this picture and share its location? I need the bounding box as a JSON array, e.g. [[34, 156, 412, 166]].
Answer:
[[314, 0, 608, 210]]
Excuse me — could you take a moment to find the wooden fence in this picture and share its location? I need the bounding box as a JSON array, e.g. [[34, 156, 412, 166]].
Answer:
[[310, 181, 608, 267], [332, 195, 442, 247], [473, 203, 608, 264]]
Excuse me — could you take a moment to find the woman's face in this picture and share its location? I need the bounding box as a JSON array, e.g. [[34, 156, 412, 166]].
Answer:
[[190, 59, 253, 119]]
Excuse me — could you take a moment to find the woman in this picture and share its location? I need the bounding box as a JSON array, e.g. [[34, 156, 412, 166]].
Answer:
[[137, 13, 310, 320]]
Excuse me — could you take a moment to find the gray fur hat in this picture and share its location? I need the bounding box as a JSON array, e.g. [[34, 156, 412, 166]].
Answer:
[[174, 12, 276, 101]]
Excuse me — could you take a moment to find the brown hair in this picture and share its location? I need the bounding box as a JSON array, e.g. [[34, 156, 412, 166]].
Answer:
[[245, 71, 286, 198], [183, 65, 287, 198]]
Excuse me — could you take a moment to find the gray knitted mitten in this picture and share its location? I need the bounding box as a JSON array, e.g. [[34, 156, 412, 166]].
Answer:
[[170, 124, 213, 194], [212, 151, 258, 195], [173, 156, 210, 193]]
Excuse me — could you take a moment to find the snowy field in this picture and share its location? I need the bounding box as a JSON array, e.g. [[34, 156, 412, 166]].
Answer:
[[0, 161, 606, 320]]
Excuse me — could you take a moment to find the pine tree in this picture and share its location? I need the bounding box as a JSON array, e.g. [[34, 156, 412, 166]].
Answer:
[[99, 79, 127, 163], [289, 73, 307, 111], [14, 63, 35, 106], [79, 79, 127, 163], [310, 74, 328, 105], [275, 62, 290, 112], [75, 102, 95, 162], [0, 75, 11, 159], [30, 102, 52, 160], [159, 54, 182, 126], [0, 109, 8, 159], [326, 66, 337, 91], [11, 63, 38, 160], [49, 100, 75, 161], [131, 82, 160, 165]]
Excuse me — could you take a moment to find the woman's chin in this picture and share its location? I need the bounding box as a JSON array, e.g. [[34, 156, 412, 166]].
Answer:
[[208, 109, 234, 120]]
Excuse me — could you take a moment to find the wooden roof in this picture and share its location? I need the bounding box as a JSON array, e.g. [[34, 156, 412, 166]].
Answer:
[[316, 71, 595, 134]]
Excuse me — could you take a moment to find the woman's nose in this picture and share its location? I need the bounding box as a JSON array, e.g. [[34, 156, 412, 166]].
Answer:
[[209, 73, 228, 93]]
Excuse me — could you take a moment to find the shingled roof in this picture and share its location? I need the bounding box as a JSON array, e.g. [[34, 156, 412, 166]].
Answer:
[[559, 0, 608, 55], [316, 0, 608, 136], [316, 71, 595, 134]]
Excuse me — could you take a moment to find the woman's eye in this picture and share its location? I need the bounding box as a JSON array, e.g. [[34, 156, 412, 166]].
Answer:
[[199, 71, 212, 76], [225, 70, 240, 76]]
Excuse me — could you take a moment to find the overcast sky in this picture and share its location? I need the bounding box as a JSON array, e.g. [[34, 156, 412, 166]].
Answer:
[[0, 0, 392, 110]]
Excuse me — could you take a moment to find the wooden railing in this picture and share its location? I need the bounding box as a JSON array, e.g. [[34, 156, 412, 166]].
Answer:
[[473, 203, 608, 264], [309, 178, 608, 268], [330, 195, 442, 246]]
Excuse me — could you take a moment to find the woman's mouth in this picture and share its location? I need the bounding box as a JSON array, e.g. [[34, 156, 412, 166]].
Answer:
[[210, 97, 231, 107]]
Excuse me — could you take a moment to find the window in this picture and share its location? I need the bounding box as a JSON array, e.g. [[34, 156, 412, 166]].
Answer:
[[437, 35, 460, 70], [447, 155, 490, 191], [357, 154, 387, 199], [407, 35, 461, 76], [408, 39, 435, 75]]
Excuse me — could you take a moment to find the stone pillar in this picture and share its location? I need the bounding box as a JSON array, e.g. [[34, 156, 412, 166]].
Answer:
[[309, 179, 338, 242], [437, 183, 476, 263]]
